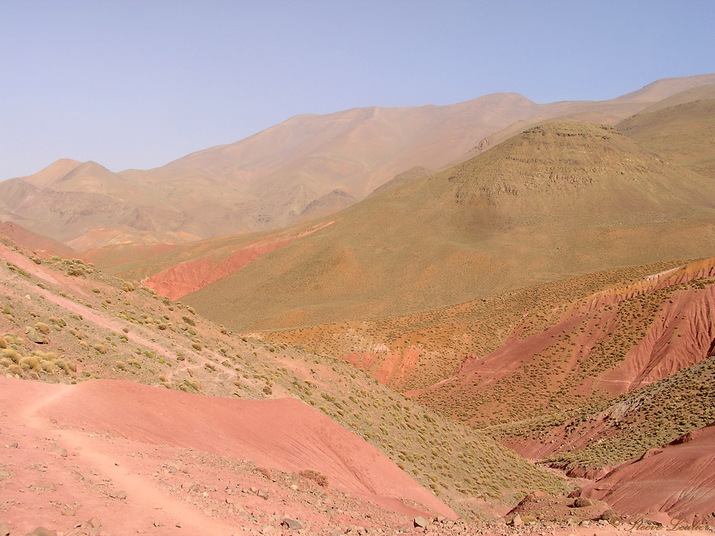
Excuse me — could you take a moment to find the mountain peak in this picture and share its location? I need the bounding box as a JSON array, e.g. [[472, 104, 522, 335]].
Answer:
[[20, 158, 83, 188]]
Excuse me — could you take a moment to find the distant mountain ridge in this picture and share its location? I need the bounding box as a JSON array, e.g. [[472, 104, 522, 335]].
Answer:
[[2, 73, 714, 250], [175, 120, 714, 331]]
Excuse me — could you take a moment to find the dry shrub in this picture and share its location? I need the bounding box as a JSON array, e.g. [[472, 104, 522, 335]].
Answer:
[[49, 317, 66, 329], [35, 322, 50, 335], [255, 467, 272, 480], [1, 348, 21, 364], [0, 336, 6, 349], [299, 469, 328, 487], [54, 359, 70, 374], [19, 356, 41, 372], [185, 380, 201, 392]]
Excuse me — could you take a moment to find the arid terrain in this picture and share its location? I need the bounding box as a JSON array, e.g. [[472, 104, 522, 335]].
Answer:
[[1, 74, 714, 251], [1, 73, 714, 535]]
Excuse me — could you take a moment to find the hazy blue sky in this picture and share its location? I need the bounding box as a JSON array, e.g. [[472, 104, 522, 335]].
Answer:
[[1, 0, 713, 180]]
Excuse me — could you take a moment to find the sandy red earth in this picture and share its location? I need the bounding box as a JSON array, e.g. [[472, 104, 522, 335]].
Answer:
[[0, 376, 454, 535], [2, 233, 714, 535], [343, 346, 421, 387]]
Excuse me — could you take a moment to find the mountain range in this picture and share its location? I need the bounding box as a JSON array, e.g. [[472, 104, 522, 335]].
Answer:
[[1, 73, 714, 251], [1, 72, 714, 534]]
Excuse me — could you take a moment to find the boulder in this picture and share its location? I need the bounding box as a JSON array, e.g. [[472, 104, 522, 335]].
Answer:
[[413, 516, 429, 528], [281, 518, 303, 530]]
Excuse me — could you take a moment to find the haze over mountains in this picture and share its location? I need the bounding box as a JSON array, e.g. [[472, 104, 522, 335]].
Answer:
[[1, 73, 714, 251], [158, 120, 714, 331]]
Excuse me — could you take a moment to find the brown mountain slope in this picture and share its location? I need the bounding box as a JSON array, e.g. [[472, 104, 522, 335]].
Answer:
[[296, 189, 356, 221], [637, 82, 715, 112], [181, 121, 715, 332], [0, 159, 197, 248], [611, 74, 715, 103], [618, 98, 715, 177], [453, 74, 715, 155], [0, 93, 539, 248], [3, 74, 715, 250]]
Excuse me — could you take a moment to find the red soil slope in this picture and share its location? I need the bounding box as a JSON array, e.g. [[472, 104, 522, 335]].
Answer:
[[411, 259, 715, 426], [0, 220, 75, 258], [144, 221, 334, 300], [343, 345, 422, 387], [0, 377, 453, 535], [460, 259, 714, 394], [579, 424, 715, 527]]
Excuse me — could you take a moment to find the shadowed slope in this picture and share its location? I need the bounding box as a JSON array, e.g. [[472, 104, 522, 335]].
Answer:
[[183, 122, 715, 331]]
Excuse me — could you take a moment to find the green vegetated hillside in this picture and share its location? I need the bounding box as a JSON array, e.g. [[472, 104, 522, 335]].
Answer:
[[183, 121, 715, 332], [0, 234, 563, 520]]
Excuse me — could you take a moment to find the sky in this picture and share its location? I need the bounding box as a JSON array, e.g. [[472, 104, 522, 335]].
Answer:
[[1, 0, 713, 181]]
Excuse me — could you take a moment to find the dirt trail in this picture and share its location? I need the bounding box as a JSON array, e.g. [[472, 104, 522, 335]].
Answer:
[[10, 379, 240, 534]]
